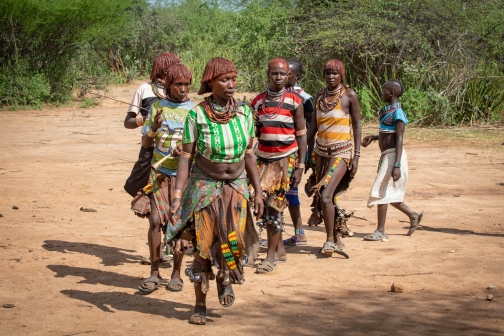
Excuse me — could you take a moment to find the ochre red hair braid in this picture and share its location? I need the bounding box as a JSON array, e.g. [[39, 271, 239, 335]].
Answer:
[[323, 59, 345, 83], [150, 52, 181, 82], [197, 57, 237, 95], [164, 64, 193, 89], [268, 58, 288, 73]]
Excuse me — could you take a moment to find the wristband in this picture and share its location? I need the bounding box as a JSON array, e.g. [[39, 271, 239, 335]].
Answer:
[[180, 151, 194, 160], [354, 152, 360, 157], [147, 129, 156, 138], [172, 189, 183, 199], [245, 147, 254, 155], [295, 128, 307, 136], [297, 163, 306, 169], [394, 162, 401, 168]]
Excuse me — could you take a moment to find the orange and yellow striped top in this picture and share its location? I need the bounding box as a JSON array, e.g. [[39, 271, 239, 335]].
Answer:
[[314, 92, 352, 159]]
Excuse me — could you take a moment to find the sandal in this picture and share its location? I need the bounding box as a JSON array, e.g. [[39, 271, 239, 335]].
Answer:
[[363, 230, 388, 241], [260, 257, 286, 264], [283, 234, 308, 246], [320, 241, 336, 255], [407, 211, 424, 236], [166, 278, 184, 292], [139, 256, 171, 265], [256, 260, 277, 274], [333, 247, 350, 259], [189, 312, 207, 325], [217, 282, 235, 307], [138, 275, 162, 293]]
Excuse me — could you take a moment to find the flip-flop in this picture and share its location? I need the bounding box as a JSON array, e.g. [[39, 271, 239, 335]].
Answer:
[[138, 275, 162, 293], [283, 235, 308, 246], [363, 230, 388, 241], [217, 282, 235, 307], [166, 278, 184, 292], [407, 211, 424, 236], [256, 260, 277, 274]]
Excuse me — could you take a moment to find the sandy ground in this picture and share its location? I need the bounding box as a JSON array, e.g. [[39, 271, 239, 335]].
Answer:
[[0, 81, 503, 335]]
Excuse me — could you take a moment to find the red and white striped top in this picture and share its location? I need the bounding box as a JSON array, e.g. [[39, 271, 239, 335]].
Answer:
[[252, 90, 303, 160]]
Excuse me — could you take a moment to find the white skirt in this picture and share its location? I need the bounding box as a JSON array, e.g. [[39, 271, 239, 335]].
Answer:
[[367, 148, 408, 207]]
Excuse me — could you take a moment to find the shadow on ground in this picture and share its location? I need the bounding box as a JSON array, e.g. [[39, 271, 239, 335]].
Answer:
[[417, 225, 504, 238], [223, 289, 503, 335], [43, 240, 142, 266]]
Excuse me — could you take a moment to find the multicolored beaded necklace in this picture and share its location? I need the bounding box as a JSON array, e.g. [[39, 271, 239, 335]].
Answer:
[[201, 95, 238, 124], [262, 88, 286, 119], [378, 102, 401, 120], [318, 84, 343, 112], [378, 102, 401, 119]]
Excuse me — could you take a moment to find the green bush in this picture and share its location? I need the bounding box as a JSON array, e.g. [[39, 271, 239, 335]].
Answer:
[[356, 87, 375, 121], [0, 64, 50, 108]]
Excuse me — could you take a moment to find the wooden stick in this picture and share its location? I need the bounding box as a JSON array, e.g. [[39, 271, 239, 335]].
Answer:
[[54, 83, 149, 111]]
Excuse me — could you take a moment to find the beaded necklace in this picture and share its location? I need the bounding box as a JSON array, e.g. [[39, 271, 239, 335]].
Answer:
[[318, 84, 343, 112], [151, 80, 165, 99], [378, 102, 401, 120], [201, 95, 238, 124], [262, 88, 286, 119]]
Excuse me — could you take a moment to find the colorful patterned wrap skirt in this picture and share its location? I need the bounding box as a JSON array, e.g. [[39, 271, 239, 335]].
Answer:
[[142, 170, 176, 225], [166, 165, 249, 284], [306, 152, 352, 226]]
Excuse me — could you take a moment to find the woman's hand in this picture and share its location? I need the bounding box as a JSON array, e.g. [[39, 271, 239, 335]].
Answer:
[[253, 193, 264, 220], [361, 135, 375, 147], [168, 198, 181, 224], [349, 156, 359, 178], [291, 168, 303, 188], [172, 144, 182, 157], [392, 167, 401, 181], [151, 109, 163, 132]]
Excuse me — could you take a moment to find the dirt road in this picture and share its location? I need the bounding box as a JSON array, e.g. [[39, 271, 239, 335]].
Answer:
[[0, 82, 503, 335]]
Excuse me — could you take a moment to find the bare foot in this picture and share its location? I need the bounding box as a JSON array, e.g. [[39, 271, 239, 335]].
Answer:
[[275, 250, 287, 262]]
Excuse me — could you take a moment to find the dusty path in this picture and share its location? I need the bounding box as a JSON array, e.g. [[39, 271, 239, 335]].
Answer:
[[0, 81, 503, 335]]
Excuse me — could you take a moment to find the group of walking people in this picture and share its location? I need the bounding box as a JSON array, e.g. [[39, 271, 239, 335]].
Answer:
[[123, 52, 424, 325]]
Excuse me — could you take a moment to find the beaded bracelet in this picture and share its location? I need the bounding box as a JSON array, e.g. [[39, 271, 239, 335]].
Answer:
[[394, 162, 401, 168]]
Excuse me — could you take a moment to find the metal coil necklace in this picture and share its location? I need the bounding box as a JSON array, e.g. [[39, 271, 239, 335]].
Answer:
[[318, 84, 343, 112], [263, 88, 286, 119], [151, 80, 166, 99]]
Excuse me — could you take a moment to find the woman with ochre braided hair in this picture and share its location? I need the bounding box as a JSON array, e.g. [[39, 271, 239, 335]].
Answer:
[[167, 57, 263, 325], [252, 58, 307, 274], [306, 59, 362, 258], [123, 52, 181, 198], [137, 63, 195, 293]]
